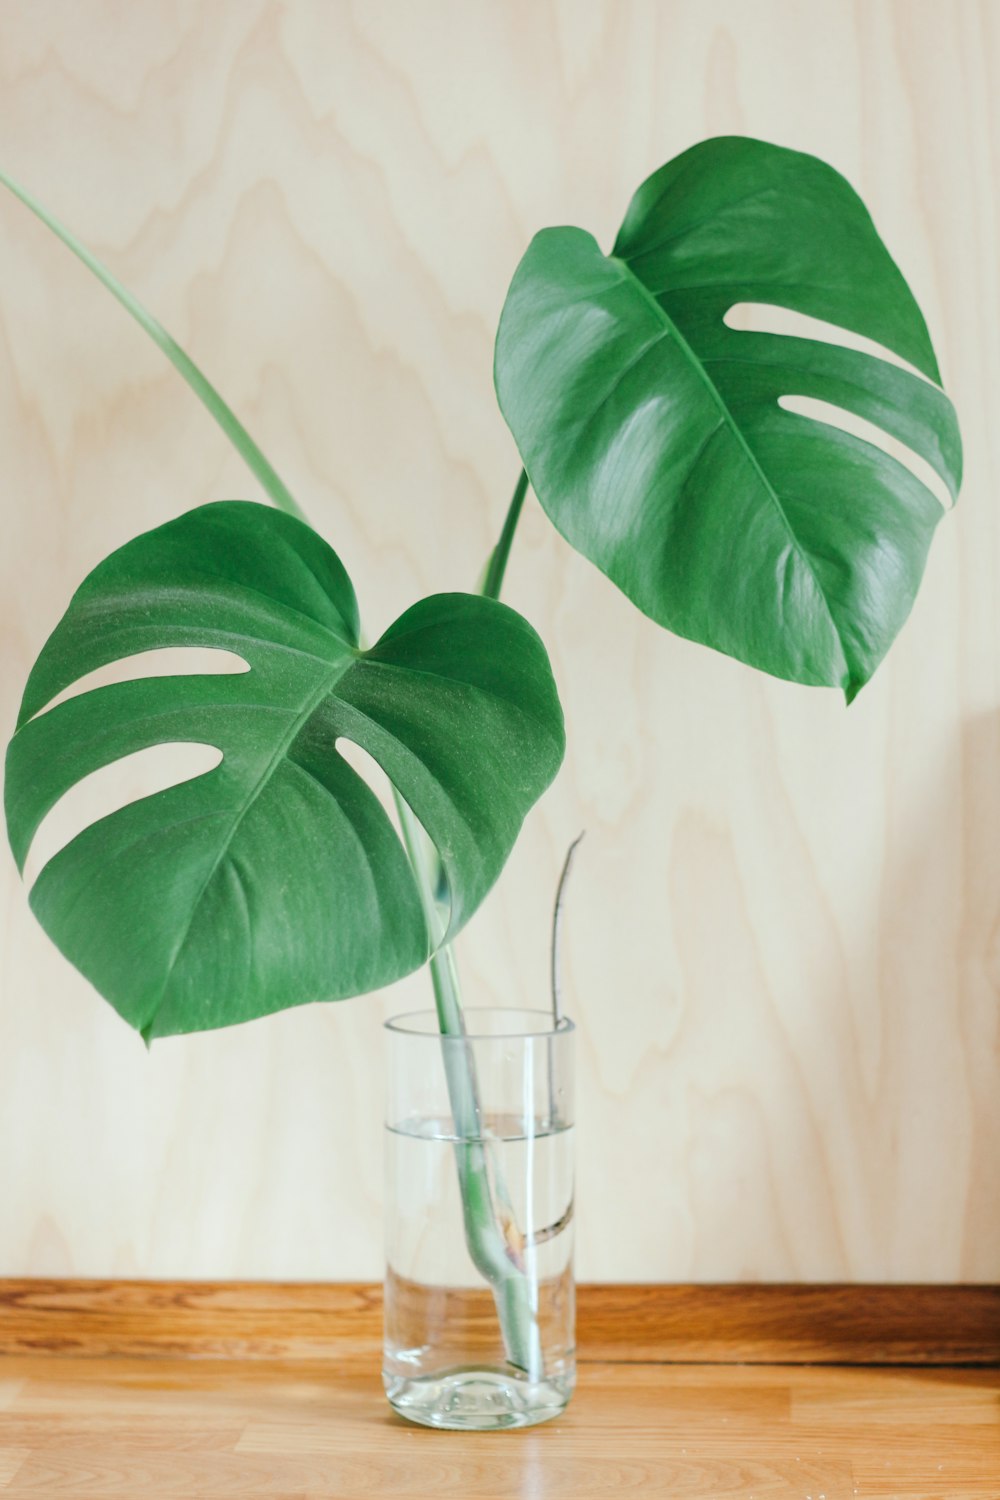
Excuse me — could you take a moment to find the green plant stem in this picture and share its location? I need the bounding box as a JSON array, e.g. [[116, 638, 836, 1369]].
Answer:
[[428, 945, 541, 1378], [384, 465, 541, 1373], [0, 168, 307, 525], [481, 468, 529, 600], [393, 789, 542, 1378]]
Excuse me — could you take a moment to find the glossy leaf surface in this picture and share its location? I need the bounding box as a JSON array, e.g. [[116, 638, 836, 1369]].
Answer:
[[5, 502, 564, 1039], [495, 135, 962, 697]]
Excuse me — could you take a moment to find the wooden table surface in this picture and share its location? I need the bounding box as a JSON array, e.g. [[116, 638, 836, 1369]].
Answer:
[[0, 1352, 998, 1498], [0, 1283, 997, 1498]]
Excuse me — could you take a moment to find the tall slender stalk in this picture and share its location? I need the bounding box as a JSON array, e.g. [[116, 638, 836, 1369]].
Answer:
[[0, 169, 307, 525]]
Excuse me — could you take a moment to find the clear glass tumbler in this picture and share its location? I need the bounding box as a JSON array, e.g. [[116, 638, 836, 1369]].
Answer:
[[383, 1007, 575, 1430]]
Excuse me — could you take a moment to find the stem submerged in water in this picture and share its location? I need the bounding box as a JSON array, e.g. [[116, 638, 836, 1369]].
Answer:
[[394, 791, 542, 1378]]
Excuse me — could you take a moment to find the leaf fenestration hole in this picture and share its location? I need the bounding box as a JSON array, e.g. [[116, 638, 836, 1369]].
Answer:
[[33, 647, 250, 720], [23, 742, 223, 889], [335, 737, 402, 827], [336, 736, 451, 942], [723, 302, 938, 386], [777, 394, 953, 513]]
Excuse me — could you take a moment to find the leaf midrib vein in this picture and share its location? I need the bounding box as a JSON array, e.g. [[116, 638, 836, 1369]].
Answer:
[[142, 647, 356, 1033], [610, 253, 845, 658]]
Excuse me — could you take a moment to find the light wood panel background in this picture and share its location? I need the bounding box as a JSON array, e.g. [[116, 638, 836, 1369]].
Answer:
[[0, 0, 997, 1283]]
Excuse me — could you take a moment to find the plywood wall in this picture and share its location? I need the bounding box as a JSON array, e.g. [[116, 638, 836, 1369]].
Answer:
[[0, 0, 997, 1282]]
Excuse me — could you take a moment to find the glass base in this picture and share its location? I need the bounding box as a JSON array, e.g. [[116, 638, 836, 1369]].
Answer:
[[384, 1366, 573, 1430]]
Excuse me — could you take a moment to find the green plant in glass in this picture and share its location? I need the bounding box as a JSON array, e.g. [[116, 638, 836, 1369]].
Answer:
[[2, 138, 961, 1377]]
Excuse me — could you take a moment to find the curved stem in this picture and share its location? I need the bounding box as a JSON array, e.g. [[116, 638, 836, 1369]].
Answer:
[[0, 167, 307, 525], [481, 468, 529, 600]]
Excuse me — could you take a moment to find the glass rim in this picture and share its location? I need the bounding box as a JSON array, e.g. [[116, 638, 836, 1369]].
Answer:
[[384, 1005, 575, 1041]]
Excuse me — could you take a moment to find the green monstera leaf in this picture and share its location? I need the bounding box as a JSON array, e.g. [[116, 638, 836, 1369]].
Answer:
[[495, 135, 962, 699], [5, 501, 564, 1040]]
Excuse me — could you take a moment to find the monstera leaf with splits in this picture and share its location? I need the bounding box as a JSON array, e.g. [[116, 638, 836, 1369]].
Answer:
[[495, 135, 962, 698], [4, 502, 565, 1040]]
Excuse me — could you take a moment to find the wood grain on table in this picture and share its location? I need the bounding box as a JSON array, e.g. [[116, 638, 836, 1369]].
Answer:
[[0, 1283, 998, 1496], [0, 1354, 997, 1497]]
